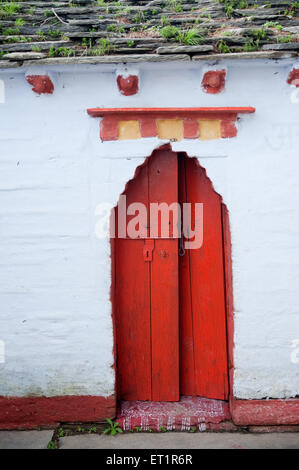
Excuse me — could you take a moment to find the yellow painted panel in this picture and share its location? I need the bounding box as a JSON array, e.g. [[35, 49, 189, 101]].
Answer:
[[198, 120, 221, 140], [157, 119, 184, 141], [118, 120, 141, 140]]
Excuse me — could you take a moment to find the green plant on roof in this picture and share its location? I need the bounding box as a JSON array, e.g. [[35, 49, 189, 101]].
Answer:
[[0, 1, 20, 16], [277, 34, 292, 43], [218, 39, 232, 53], [160, 25, 204, 45], [32, 46, 42, 52], [37, 30, 46, 40], [160, 15, 170, 26], [103, 418, 123, 436], [15, 18, 26, 27], [127, 40, 135, 48], [3, 27, 20, 35], [249, 28, 267, 40], [160, 25, 180, 40], [166, 0, 182, 12], [217, 0, 249, 18], [82, 37, 93, 48], [244, 38, 260, 52], [49, 46, 75, 58], [47, 30, 62, 39], [263, 21, 283, 31], [44, 9, 53, 18], [107, 24, 117, 32], [90, 38, 114, 56], [179, 29, 205, 45], [132, 11, 146, 24]]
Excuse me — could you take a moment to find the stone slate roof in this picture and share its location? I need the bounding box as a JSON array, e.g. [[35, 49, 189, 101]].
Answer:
[[0, 0, 298, 67]]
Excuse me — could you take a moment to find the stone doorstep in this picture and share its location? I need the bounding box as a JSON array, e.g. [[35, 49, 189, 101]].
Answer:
[[117, 396, 232, 432]]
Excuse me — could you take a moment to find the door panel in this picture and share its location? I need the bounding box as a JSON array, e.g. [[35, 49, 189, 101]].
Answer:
[[179, 154, 229, 400], [115, 149, 179, 402], [149, 149, 179, 401], [115, 162, 151, 401]]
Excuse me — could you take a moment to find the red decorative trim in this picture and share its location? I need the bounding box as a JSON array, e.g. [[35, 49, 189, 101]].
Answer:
[[139, 117, 158, 138], [287, 68, 299, 87], [100, 116, 119, 141], [0, 395, 116, 430], [184, 118, 200, 139], [26, 75, 54, 95], [230, 398, 299, 426], [87, 107, 255, 118], [221, 119, 237, 138], [87, 107, 255, 142], [117, 75, 139, 96], [202, 70, 226, 94]]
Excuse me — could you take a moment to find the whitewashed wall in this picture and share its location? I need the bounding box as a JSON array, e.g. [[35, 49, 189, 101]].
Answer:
[[0, 58, 298, 399]]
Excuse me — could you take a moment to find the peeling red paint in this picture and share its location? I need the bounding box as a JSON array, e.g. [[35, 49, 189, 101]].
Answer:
[[139, 117, 157, 137], [87, 108, 255, 141], [0, 395, 115, 430], [26, 75, 54, 95], [202, 70, 226, 94], [221, 119, 237, 138], [231, 398, 299, 426], [287, 68, 299, 87], [184, 118, 199, 139], [100, 116, 119, 141], [117, 75, 139, 96]]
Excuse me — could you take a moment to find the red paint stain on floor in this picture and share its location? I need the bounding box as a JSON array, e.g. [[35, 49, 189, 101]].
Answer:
[[117, 396, 230, 431]]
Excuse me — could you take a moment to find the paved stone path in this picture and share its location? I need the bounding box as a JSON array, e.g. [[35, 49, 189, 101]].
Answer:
[[0, 431, 298, 449]]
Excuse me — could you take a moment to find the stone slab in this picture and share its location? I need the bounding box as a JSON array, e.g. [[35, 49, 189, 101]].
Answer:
[[0, 430, 54, 449], [59, 432, 299, 449]]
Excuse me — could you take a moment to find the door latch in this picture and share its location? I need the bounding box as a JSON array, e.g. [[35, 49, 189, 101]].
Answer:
[[143, 239, 154, 262]]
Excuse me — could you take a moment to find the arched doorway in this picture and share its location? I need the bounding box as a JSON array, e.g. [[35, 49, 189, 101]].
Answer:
[[113, 146, 229, 403]]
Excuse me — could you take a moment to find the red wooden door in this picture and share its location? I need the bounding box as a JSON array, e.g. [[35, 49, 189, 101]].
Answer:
[[115, 148, 179, 402], [115, 149, 228, 402], [179, 154, 228, 400]]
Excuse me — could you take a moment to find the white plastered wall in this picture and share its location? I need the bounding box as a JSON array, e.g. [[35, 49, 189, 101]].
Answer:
[[0, 58, 298, 399]]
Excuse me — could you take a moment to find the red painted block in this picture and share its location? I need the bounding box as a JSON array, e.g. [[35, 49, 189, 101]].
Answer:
[[0, 395, 116, 429], [287, 68, 299, 87], [221, 119, 237, 138], [100, 116, 119, 141], [231, 398, 299, 426], [26, 75, 54, 95], [117, 75, 139, 96], [202, 70, 226, 94], [139, 117, 157, 137], [184, 118, 199, 139]]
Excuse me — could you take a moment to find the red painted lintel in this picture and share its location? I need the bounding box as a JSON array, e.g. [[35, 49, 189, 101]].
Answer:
[[87, 107, 256, 118]]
